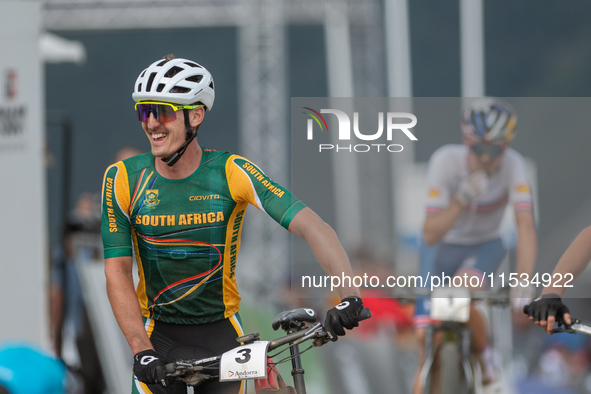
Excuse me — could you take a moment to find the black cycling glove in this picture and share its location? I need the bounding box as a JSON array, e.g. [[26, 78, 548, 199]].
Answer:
[[324, 296, 364, 342], [133, 349, 168, 387], [523, 293, 570, 327]]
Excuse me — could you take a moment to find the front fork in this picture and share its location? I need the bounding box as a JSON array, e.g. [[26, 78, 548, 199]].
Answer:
[[419, 325, 436, 394], [419, 325, 475, 394], [460, 327, 474, 393]]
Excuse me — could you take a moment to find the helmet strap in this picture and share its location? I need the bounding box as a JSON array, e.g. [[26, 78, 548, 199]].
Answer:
[[161, 109, 199, 167]]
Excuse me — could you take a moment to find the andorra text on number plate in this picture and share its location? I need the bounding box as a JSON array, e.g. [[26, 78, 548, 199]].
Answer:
[[219, 341, 270, 382]]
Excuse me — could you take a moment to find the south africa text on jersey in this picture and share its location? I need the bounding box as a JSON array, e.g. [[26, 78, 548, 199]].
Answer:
[[135, 212, 225, 227], [105, 177, 118, 232], [242, 162, 286, 198]]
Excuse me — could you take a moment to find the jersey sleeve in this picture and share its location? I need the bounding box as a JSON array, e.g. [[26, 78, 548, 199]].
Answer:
[[225, 155, 306, 229], [506, 151, 534, 213], [101, 162, 133, 258], [424, 147, 453, 216]]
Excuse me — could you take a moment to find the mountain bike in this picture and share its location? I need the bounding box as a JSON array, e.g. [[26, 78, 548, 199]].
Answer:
[[163, 306, 371, 393], [396, 286, 510, 394]]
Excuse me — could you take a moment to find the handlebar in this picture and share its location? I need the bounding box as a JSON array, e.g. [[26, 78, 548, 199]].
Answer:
[[522, 302, 591, 336], [267, 307, 371, 350], [552, 319, 591, 335], [164, 307, 371, 376], [392, 286, 511, 305], [164, 356, 221, 374], [358, 307, 372, 321]]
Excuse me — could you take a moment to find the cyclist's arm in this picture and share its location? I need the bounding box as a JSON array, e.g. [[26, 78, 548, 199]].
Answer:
[[288, 207, 360, 299], [422, 197, 464, 246], [515, 209, 537, 276], [542, 225, 591, 297], [105, 256, 153, 355], [530, 226, 591, 333]]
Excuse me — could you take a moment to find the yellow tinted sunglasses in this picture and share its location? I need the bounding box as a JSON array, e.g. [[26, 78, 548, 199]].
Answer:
[[135, 102, 203, 123]]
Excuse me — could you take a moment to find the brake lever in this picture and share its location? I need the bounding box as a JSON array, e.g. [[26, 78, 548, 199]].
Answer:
[[291, 323, 325, 347], [552, 327, 576, 334], [551, 318, 583, 334]]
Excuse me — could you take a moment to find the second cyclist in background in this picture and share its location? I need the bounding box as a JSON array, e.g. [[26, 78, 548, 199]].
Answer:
[[412, 98, 538, 393]]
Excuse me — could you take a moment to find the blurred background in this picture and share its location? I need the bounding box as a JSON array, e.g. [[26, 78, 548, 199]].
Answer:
[[3, 0, 591, 393]]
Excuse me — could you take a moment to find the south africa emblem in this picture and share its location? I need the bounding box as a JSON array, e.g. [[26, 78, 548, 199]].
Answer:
[[145, 189, 160, 208]]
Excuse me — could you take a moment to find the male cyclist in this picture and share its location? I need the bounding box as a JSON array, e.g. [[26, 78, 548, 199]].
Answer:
[[412, 98, 538, 394], [101, 55, 364, 394]]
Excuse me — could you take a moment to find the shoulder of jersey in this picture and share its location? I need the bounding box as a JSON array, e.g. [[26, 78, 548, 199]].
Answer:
[[202, 148, 235, 164], [501, 147, 526, 165], [118, 152, 152, 173], [503, 147, 522, 158]]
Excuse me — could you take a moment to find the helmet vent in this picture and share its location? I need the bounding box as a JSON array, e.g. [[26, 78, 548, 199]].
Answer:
[[170, 86, 190, 94], [164, 66, 183, 78], [140, 70, 146, 78], [184, 62, 202, 68], [138, 83, 142, 92], [146, 73, 156, 92], [186, 75, 203, 83], [156, 83, 165, 93], [157, 60, 168, 67], [209, 81, 214, 89]]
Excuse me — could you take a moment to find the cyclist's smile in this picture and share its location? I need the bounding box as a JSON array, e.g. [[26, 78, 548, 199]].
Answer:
[[143, 112, 185, 157], [150, 131, 168, 143]]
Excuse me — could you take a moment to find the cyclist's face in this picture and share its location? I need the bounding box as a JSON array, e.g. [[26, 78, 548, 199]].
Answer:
[[142, 106, 203, 158], [473, 150, 503, 173], [465, 138, 508, 173]]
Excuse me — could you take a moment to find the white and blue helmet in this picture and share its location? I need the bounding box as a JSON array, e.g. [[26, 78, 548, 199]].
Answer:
[[461, 98, 517, 144]]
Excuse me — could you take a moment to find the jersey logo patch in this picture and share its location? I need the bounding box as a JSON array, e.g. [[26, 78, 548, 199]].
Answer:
[[145, 189, 160, 208], [515, 184, 530, 193], [428, 188, 440, 198]]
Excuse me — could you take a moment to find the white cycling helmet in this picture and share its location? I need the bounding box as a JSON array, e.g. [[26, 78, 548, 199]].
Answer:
[[132, 57, 215, 110], [461, 97, 517, 144]]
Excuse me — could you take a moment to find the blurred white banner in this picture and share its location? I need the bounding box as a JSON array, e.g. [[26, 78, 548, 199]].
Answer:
[[0, 1, 48, 348]]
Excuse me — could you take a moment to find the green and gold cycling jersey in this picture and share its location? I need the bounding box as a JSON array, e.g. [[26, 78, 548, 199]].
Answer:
[[101, 149, 306, 325]]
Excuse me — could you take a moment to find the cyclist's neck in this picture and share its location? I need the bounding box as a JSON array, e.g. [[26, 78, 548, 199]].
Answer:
[[154, 141, 203, 180]]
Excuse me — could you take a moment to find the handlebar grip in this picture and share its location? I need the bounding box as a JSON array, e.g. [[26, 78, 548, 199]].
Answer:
[[164, 363, 175, 374], [358, 307, 371, 321], [523, 304, 529, 315]]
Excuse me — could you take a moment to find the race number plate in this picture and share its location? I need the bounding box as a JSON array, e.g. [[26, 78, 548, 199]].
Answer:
[[430, 287, 471, 323], [219, 341, 270, 382]]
